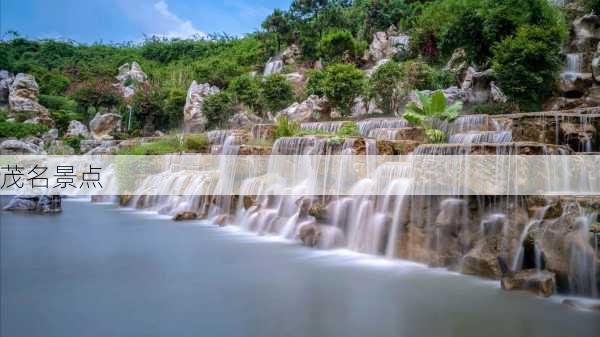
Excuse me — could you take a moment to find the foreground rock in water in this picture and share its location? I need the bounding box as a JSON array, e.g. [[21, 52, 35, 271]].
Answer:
[[501, 270, 556, 297], [562, 299, 600, 312], [89, 112, 122, 140], [173, 211, 198, 221], [184, 81, 219, 132], [3, 195, 62, 213], [0, 139, 45, 154], [8, 73, 53, 126]]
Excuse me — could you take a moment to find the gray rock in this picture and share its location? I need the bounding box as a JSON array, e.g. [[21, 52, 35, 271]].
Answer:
[[0, 139, 45, 154], [501, 270, 556, 297], [0, 69, 14, 105], [592, 42, 600, 82], [263, 57, 284, 77], [183, 81, 219, 132], [228, 111, 262, 129], [89, 113, 122, 140], [114, 62, 147, 99], [3, 195, 62, 213], [281, 44, 301, 65], [369, 26, 410, 62], [8, 73, 53, 126], [490, 82, 508, 103], [445, 48, 469, 82], [276, 95, 327, 123], [65, 120, 90, 138]]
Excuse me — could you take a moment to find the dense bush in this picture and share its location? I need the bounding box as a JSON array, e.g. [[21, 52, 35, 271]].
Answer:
[[130, 83, 165, 135], [261, 74, 294, 112], [63, 135, 84, 151], [274, 116, 300, 139], [368, 61, 405, 114], [584, 0, 600, 14], [402, 60, 455, 91], [492, 25, 563, 111], [229, 74, 263, 112], [318, 30, 366, 64], [202, 91, 234, 129], [305, 69, 328, 97], [0, 121, 49, 139], [159, 87, 186, 130], [71, 79, 123, 119], [320, 63, 366, 116], [183, 134, 209, 152]]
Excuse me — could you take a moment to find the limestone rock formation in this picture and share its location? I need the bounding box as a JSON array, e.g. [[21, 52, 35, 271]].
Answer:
[[351, 96, 380, 116], [0, 70, 14, 106], [445, 48, 469, 82], [281, 44, 301, 65], [592, 42, 600, 82], [8, 73, 53, 126], [501, 270, 556, 297], [114, 62, 148, 99], [263, 56, 284, 76], [369, 26, 410, 62], [572, 14, 600, 51], [0, 139, 45, 154], [298, 222, 321, 248], [65, 120, 90, 139], [3, 195, 62, 213], [490, 82, 508, 103], [89, 112, 122, 140], [461, 67, 495, 103], [228, 111, 262, 130], [184, 81, 219, 132], [276, 95, 327, 123]]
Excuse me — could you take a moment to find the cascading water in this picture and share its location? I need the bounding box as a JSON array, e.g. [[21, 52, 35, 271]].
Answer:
[[263, 56, 283, 76], [448, 131, 513, 144], [300, 121, 346, 134], [562, 53, 583, 81], [358, 118, 410, 137]]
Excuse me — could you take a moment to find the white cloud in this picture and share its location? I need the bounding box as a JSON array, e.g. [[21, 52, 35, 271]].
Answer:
[[151, 0, 206, 39]]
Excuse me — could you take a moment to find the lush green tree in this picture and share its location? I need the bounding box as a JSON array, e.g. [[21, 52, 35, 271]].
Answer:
[[261, 74, 295, 112], [159, 87, 186, 130], [202, 91, 235, 129], [318, 30, 365, 64], [305, 69, 328, 97], [71, 79, 123, 120], [131, 83, 165, 135], [322, 63, 365, 116], [368, 61, 405, 115], [492, 25, 563, 111], [262, 9, 292, 52], [228, 74, 263, 112]]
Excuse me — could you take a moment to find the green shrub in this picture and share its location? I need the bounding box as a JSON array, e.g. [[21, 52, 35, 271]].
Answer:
[[274, 116, 300, 139], [117, 136, 183, 155], [261, 74, 294, 112], [336, 122, 360, 138], [159, 87, 186, 130], [202, 91, 235, 129], [472, 102, 519, 115], [63, 135, 84, 151], [402, 60, 455, 91], [229, 74, 263, 112], [318, 30, 366, 64], [0, 121, 49, 139], [322, 63, 366, 116], [50, 110, 85, 134], [305, 69, 327, 97], [491, 25, 563, 111], [39, 95, 77, 111], [183, 134, 209, 153], [368, 61, 405, 115], [404, 90, 462, 143]]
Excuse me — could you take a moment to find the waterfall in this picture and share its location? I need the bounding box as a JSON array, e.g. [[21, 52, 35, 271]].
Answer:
[[358, 118, 410, 137], [561, 53, 583, 81], [448, 131, 513, 144], [263, 57, 283, 77], [512, 205, 550, 272], [300, 121, 346, 134]]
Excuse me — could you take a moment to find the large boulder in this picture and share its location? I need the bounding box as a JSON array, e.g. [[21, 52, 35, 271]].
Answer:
[[228, 111, 262, 130], [351, 96, 380, 117], [0, 139, 45, 154], [0, 70, 14, 105], [592, 42, 600, 82], [276, 95, 327, 123], [183, 81, 219, 132], [89, 112, 122, 140], [572, 14, 600, 52], [3, 195, 62, 213], [8, 73, 53, 126], [65, 120, 90, 138], [114, 62, 147, 99], [501, 270, 556, 297], [559, 72, 594, 97]]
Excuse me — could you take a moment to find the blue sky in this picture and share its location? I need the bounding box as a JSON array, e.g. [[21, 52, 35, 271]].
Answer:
[[1, 0, 292, 43]]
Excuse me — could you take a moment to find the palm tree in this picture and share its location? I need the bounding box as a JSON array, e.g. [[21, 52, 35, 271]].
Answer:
[[403, 90, 463, 143]]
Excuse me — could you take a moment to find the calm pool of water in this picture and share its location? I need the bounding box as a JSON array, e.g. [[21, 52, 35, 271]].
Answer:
[[1, 200, 598, 337]]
